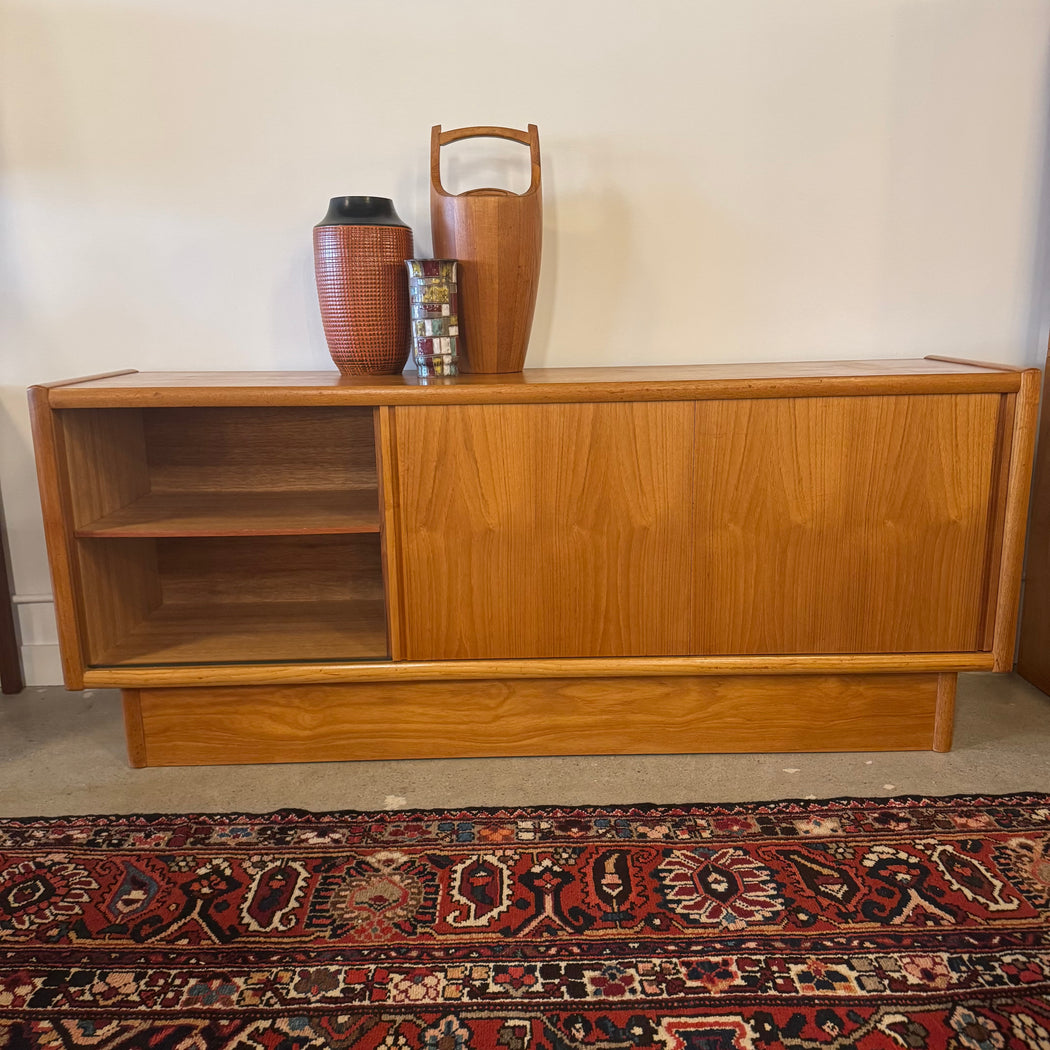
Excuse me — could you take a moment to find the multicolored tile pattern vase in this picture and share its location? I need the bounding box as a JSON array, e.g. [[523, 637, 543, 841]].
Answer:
[[406, 259, 459, 378]]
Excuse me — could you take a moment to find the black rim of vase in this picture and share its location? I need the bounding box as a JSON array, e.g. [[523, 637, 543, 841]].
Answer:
[[316, 196, 409, 228]]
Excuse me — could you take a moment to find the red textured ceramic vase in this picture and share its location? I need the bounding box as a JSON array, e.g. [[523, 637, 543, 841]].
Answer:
[[313, 196, 414, 375]]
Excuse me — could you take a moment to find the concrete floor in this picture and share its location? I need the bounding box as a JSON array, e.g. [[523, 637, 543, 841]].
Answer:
[[0, 672, 1049, 817]]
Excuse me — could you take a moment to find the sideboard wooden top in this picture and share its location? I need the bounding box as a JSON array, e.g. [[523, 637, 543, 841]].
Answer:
[[40, 357, 1030, 407]]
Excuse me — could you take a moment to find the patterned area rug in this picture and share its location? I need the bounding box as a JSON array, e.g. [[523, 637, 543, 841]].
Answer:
[[2, 795, 1050, 1049]]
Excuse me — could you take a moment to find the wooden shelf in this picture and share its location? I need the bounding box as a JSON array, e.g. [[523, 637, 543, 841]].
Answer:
[[93, 599, 388, 666], [75, 490, 380, 537]]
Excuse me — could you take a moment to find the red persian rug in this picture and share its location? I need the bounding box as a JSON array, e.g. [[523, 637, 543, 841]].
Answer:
[[2, 794, 1050, 1049]]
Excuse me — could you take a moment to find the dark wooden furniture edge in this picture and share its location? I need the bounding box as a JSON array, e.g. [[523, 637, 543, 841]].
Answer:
[[0, 520, 22, 694], [1018, 344, 1050, 692]]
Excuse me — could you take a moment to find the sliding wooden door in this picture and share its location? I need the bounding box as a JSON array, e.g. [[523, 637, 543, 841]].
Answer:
[[394, 402, 694, 660], [691, 393, 1004, 654]]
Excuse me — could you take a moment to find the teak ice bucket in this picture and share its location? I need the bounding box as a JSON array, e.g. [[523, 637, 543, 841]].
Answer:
[[430, 124, 542, 374]]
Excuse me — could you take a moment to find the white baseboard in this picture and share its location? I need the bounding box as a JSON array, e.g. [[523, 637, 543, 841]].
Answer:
[[20, 643, 64, 688], [13, 598, 65, 688]]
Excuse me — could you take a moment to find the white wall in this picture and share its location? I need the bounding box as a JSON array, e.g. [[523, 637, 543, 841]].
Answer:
[[2, 0, 1050, 684]]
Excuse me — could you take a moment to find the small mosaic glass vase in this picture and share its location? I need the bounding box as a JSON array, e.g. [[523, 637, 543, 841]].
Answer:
[[406, 259, 459, 378]]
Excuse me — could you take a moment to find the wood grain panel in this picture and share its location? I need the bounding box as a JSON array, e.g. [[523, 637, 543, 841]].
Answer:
[[75, 490, 379, 537], [144, 406, 377, 491], [991, 368, 1041, 669], [933, 673, 957, 752], [692, 394, 1001, 654], [156, 534, 384, 604], [58, 409, 149, 529], [131, 673, 943, 765], [977, 395, 1015, 650], [395, 402, 694, 659], [375, 407, 407, 660], [76, 538, 161, 664], [79, 535, 388, 666], [98, 599, 387, 666], [83, 650, 995, 688], [122, 690, 147, 767], [28, 387, 89, 687]]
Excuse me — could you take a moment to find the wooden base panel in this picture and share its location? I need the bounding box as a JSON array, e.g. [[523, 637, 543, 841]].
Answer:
[[124, 672, 952, 766]]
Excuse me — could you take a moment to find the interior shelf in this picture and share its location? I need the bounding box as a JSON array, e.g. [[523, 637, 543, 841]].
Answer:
[[75, 532, 389, 667], [60, 404, 381, 538], [75, 489, 381, 537], [54, 404, 392, 668], [92, 599, 388, 666]]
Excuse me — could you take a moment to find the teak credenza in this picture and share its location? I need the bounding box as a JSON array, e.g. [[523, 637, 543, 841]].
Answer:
[[30, 359, 1039, 766]]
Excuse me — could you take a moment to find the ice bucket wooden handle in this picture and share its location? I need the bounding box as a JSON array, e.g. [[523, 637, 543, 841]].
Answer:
[[429, 124, 542, 373], [431, 125, 541, 198]]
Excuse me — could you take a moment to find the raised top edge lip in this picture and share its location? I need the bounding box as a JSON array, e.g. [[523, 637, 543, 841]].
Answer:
[[42, 358, 1027, 387], [40, 360, 1027, 407]]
